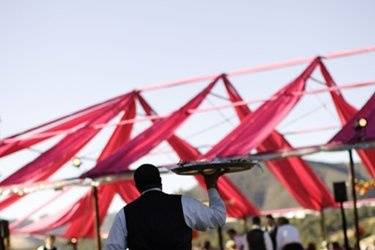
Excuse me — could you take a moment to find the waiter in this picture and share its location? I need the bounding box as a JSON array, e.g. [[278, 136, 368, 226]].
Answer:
[[105, 163, 226, 250]]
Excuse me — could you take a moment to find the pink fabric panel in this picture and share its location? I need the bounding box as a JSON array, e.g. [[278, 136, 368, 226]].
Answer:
[[62, 102, 139, 237], [138, 95, 260, 217], [204, 58, 320, 159], [10, 190, 68, 230], [0, 94, 134, 186], [329, 93, 375, 177], [319, 62, 358, 123], [114, 180, 140, 203], [320, 62, 375, 177], [97, 99, 136, 161], [84, 79, 219, 178], [0, 94, 129, 158], [328, 93, 375, 142], [14, 192, 93, 234], [63, 185, 116, 238], [0, 195, 23, 210], [223, 72, 336, 210]]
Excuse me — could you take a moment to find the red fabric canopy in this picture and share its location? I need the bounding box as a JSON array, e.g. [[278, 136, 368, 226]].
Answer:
[[5, 55, 374, 238]]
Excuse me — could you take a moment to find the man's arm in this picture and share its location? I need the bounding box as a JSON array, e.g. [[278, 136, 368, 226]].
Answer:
[[104, 209, 128, 250], [182, 173, 226, 231]]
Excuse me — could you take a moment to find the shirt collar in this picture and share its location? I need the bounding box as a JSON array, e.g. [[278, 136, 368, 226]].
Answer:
[[141, 187, 162, 195]]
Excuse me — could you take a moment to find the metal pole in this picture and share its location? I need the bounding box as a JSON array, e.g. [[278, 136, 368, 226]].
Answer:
[[348, 149, 360, 249], [217, 226, 224, 250], [243, 216, 248, 233], [319, 209, 327, 243], [92, 186, 102, 250], [339, 202, 350, 250]]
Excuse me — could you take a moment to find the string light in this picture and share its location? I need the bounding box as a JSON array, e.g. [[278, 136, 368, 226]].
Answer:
[[72, 158, 82, 168], [356, 118, 368, 129]]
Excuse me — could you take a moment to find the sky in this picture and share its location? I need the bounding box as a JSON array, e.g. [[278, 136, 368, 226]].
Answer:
[[0, 1, 375, 218]]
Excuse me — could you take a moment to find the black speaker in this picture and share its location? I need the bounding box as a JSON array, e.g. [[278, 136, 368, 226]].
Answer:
[[333, 182, 348, 202]]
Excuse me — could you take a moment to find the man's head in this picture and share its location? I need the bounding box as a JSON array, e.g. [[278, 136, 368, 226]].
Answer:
[[276, 217, 289, 226], [134, 164, 162, 193], [266, 214, 275, 227], [227, 228, 237, 239], [45, 235, 56, 247], [252, 216, 261, 226]]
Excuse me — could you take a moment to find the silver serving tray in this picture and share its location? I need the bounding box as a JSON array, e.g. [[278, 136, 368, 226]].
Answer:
[[172, 159, 258, 175]]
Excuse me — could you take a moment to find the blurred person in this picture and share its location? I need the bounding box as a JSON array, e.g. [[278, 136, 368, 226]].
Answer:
[[37, 235, 58, 250], [328, 242, 343, 250], [275, 217, 302, 250], [66, 238, 77, 250], [266, 215, 278, 250], [246, 216, 273, 250], [227, 228, 247, 250], [202, 240, 214, 250], [105, 164, 226, 250], [226, 240, 237, 250], [306, 242, 316, 250]]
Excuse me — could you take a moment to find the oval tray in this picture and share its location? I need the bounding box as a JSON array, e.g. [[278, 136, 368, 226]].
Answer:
[[172, 159, 258, 176]]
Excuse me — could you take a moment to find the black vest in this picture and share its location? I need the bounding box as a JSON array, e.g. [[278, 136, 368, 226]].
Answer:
[[124, 191, 192, 250], [268, 227, 277, 250], [247, 228, 266, 250]]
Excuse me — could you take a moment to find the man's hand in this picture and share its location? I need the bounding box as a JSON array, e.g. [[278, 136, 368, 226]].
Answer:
[[203, 170, 223, 190]]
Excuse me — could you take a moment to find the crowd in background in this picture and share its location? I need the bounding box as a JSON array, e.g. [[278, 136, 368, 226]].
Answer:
[[195, 215, 350, 250]]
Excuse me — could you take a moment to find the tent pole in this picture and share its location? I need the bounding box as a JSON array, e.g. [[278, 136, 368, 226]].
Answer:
[[319, 209, 327, 243], [339, 201, 350, 250], [92, 186, 102, 250], [243, 216, 248, 233], [348, 149, 360, 250], [217, 226, 224, 250]]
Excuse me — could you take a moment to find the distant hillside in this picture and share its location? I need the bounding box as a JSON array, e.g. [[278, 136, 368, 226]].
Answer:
[[182, 160, 375, 210]]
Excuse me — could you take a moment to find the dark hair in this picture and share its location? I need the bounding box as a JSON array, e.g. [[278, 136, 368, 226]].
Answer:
[[266, 214, 274, 220], [252, 216, 261, 225], [227, 228, 237, 235], [134, 164, 162, 192], [47, 235, 56, 240], [277, 217, 289, 225], [306, 242, 316, 250], [203, 240, 211, 248]]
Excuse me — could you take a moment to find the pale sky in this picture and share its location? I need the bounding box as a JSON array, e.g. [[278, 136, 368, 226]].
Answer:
[[0, 1, 375, 218]]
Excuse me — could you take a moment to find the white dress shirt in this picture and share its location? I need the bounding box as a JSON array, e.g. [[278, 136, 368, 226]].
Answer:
[[105, 188, 226, 250], [247, 225, 273, 250], [276, 224, 301, 250]]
